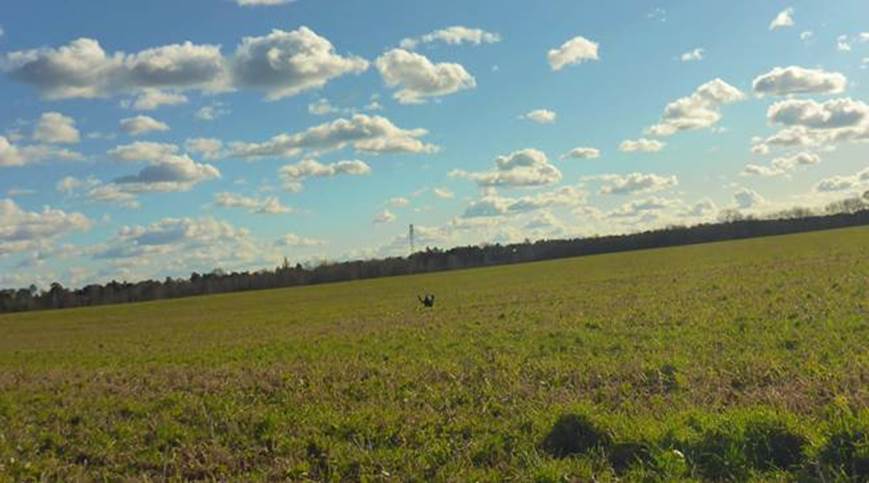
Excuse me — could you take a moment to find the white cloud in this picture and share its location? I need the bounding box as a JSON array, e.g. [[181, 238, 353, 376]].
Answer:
[[685, 198, 718, 217], [734, 188, 764, 208], [278, 158, 370, 191], [232, 26, 368, 100], [97, 217, 250, 262], [548, 36, 599, 71], [0, 135, 83, 167], [837, 35, 852, 52], [680, 48, 704, 62], [120, 115, 169, 135], [521, 109, 557, 124], [769, 7, 794, 31], [742, 152, 821, 177], [800, 31, 814, 41], [814, 167, 869, 193], [619, 138, 665, 153], [561, 146, 600, 159], [432, 187, 454, 199], [375, 48, 475, 104], [609, 196, 683, 219], [3, 27, 364, 102], [85, 184, 141, 208], [126, 89, 188, 110], [0, 198, 91, 255], [592, 172, 679, 195], [214, 192, 291, 214], [229, 114, 438, 159], [752, 66, 847, 96], [462, 185, 586, 218], [308, 98, 339, 116], [33, 112, 80, 144], [2, 38, 227, 100], [646, 78, 745, 136], [768, 98, 868, 130], [108, 141, 179, 162], [450, 148, 562, 187], [113, 154, 220, 192], [56, 175, 95, 194], [373, 209, 396, 224], [0, 136, 25, 166], [185, 138, 224, 160], [195, 102, 229, 121], [753, 98, 869, 153], [400, 26, 501, 50]]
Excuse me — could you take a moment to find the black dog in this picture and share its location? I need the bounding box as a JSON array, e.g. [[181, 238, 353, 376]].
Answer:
[[418, 294, 435, 308]]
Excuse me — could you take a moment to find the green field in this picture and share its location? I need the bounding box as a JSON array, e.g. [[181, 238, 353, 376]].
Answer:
[[1, 227, 867, 481]]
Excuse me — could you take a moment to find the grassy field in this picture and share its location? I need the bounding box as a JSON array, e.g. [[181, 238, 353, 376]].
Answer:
[[1, 227, 867, 481]]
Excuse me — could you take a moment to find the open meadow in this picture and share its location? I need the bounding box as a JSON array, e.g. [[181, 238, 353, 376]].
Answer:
[[1, 227, 867, 481]]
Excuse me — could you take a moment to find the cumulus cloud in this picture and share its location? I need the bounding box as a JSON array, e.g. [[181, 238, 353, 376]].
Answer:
[[125, 89, 188, 110], [232, 26, 368, 100], [680, 48, 704, 62], [278, 158, 370, 191], [0, 198, 91, 255], [0, 135, 83, 167], [108, 141, 179, 162], [33, 112, 80, 144], [230, 114, 438, 159], [619, 138, 665, 153], [113, 154, 220, 192], [3, 26, 365, 102], [767, 98, 867, 130], [399, 26, 501, 50], [560, 147, 600, 160], [85, 184, 141, 208], [814, 167, 869, 192], [96, 217, 250, 262], [308, 98, 340, 116], [450, 148, 562, 187], [373, 209, 396, 224], [2, 38, 227, 100], [734, 188, 764, 208], [375, 48, 475, 104], [800, 31, 814, 42], [609, 196, 684, 219], [753, 98, 869, 153], [548, 36, 599, 71], [752, 66, 847, 96], [185, 138, 224, 160], [462, 185, 586, 218], [742, 152, 820, 177], [521, 109, 557, 124], [589, 172, 679, 195], [769, 7, 794, 30], [214, 192, 291, 214], [195, 102, 229, 121], [120, 115, 169, 135], [645, 79, 745, 136]]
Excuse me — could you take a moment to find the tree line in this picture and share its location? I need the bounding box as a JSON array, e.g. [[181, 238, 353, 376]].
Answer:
[[2, 192, 868, 313]]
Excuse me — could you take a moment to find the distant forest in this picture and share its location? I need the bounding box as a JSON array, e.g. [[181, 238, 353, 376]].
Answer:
[[2, 192, 868, 313]]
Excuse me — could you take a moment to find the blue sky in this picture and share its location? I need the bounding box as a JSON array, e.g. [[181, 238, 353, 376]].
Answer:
[[1, 0, 868, 288]]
